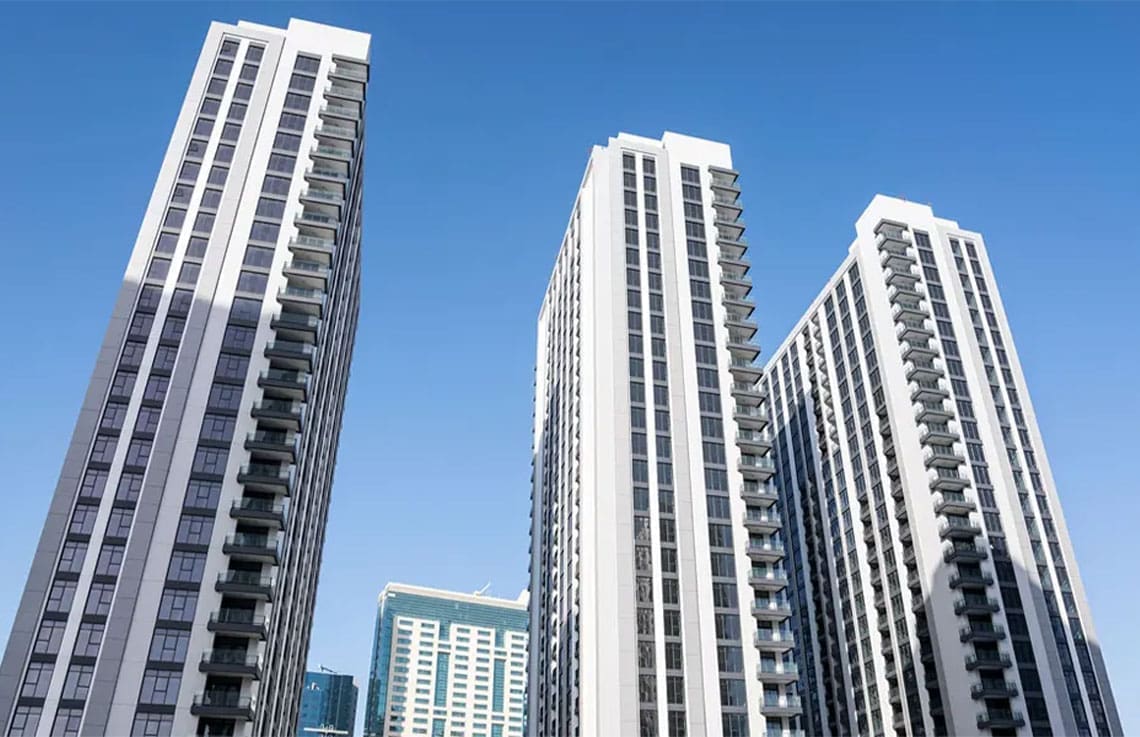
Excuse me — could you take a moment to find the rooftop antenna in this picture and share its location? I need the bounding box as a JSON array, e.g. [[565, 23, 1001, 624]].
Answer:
[[474, 582, 491, 597]]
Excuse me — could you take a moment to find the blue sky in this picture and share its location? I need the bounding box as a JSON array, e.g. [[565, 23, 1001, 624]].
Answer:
[[0, 1, 1137, 731]]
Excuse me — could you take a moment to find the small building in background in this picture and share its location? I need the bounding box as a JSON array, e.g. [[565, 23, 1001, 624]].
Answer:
[[364, 583, 528, 737], [298, 669, 359, 737]]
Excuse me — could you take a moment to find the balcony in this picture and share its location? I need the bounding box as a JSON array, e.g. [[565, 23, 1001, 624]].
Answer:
[[251, 399, 303, 430], [208, 609, 268, 638], [283, 258, 331, 288], [747, 539, 785, 562], [709, 171, 741, 193], [320, 102, 361, 121], [278, 285, 325, 316], [237, 462, 294, 495], [760, 693, 802, 718], [749, 568, 789, 591], [326, 83, 364, 102], [224, 533, 280, 564], [719, 270, 752, 298], [919, 422, 957, 446], [965, 652, 1012, 670], [304, 167, 350, 191], [904, 358, 942, 383], [939, 517, 982, 540], [727, 339, 761, 362], [924, 450, 965, 475], [948, 570, 993, 588], [295, 210, 339, 235], [191, 692, 254, 720], [900, 339, 937, 363], [944, 543, 988, 564], [734, 404, 768, 429], [265, 339, 316, 371], [715, 217, 746, 243], [736, 430, 773, 453], [300, 186, 346, 210], [929, 469, 970, 493], [874, 224, 911, 254], [741, 483, 779, 508], [886, 282, 923, 305], [725, 311, 758, 338], [289, 233, 336, 260], [954, 595, 1001, 616], [891, 300, 927, 322], [312, 144, 353, 162], [315, 122, 357, 142], [739, 454, 776, 481], [909, 378, 948, 403], [884, 264, 920, 287], [960, 623, 1006, 643], [744, 509, 782, 533], [914, 401, 953, 425], [971, 680, 1019, 700], [755, 629, 796, 652], [216, 571, 274, 601], [271, 310, 321, 341], [200, 649, 262, 679], [332, 63, 368, 82], [756, 661, 798, 683], [718, 253, 750, 279], [751, 599, 793, 620], [977, 710, 1025, 730], [244, 429, 297, 463], [880, 247, 916, 269], [895, 318, 934, 342], [257, 368, 310, 402], [230, 497, 286, 528], [728, 358, 763, 382]]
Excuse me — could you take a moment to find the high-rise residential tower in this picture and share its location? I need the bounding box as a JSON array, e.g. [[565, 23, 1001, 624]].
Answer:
[[364, 583, 529, 737], [0, 18, 369, 737], [297, 669, 358, 737], [529, 132, 795, 737], [764, 195, 1120, 737]]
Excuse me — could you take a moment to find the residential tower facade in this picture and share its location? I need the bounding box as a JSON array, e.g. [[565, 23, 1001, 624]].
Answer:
[[364, 584, 528, 737], [529, 132, 796, 737], [0, 18, 369, 737], [764, 195, 1120, 737]]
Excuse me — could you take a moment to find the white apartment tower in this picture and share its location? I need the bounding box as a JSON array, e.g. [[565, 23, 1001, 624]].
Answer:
[[0, 19, 369, 737], [529, 133, 797, 737], [763, 195, 1120, 737], [364, 584, 529, 737]]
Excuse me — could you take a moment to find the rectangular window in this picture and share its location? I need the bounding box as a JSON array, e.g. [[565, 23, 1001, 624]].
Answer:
[[62, 664, 94, 700], [148, 628, 190, 663], [166, 551, 206, 583], [116, 473, 144, 503], [85, 582, 116, 616], [157, 589, 197, 622], [175, 515, 214, 546], [74, 622, 104, 658], [139, 669, 181, 705], [33, 619, 67, 655], [46, 580, 78, 613], [95, 544, 125, 577]]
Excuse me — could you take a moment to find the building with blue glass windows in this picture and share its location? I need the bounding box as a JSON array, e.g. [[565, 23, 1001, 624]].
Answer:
[[364, 583, 528, 737], [298, 669, 358, 736]]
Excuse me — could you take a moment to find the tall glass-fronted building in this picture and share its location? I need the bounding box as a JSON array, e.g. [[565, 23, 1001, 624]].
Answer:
[[0, 18, 369, 737], [529, 132, 793, 737], [764, 195, 1120, 736], [298, 670, 358, 736], [364, 584, 528, 737]]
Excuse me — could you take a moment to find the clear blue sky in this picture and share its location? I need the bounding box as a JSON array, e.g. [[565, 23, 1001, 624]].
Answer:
[[0, 1, 1136, 731]]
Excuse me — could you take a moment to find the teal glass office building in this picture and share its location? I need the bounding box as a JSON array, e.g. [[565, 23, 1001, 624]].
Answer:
[[364, 584, 528, 737], [298, 670, 358, 736]]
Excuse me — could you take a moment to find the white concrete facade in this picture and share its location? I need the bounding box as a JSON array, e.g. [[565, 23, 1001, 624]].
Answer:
[[764, 195, 1121, 737], [0, 18, 369, 737], [364, 584, 528, 737], [529, 132, 796, 737]]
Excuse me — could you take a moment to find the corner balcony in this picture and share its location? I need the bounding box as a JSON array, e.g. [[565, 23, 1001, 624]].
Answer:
[[718, 253, 750, 280], [891, 300, 928, 322], [717, 234, 748, 260], [289, 233, 336, 261], [331, 62, 368, 83], [283, 259, 331, 289], [880, 247, 916, 270], [751, 599, 792, 620], [736, 430, 773, 453], [727, 339, 761, 363], [929, 468, 970, 493], [874, 221, 911, 253], [977, 710, 1025, 731], [715, 217, 746, 243], [278, 285, 326, 317], [223, 533, 280, 564], [900, 339, 937, 363], [304, 166, 350, 195], [884, 264, 921, 287], [954, 595, 1001, 616], [761, 694, 802, 719], [315, 122, 357, 144], [734, 404, 768, 429], [971, 680, 1019, 700], [312, 144, 353, 164], [230, 497, 286, 528], [896, 318, 935, 343], [709, 169, 741, 193], [756, 661, 798, 684], [739, 454, 776, 481], [741, 483, 779, 508], [747, 539, 785, 563], [216, 571, 274, 601], [923, 445, 965, 469], [300, 185, 346, 211], [744, 509, 782, 534], [720, 270, 752, 299], [725, 310, 758, 340], [325, 83, 365, 102], [208, 609, 268, 639], [271, 311, 321, 342], [729, 358, 763, 382], [755, 629, 796, 653], [914, 401, 953, 424], [320, 102, 361, 121], [944, 543, 988, 564], [257, 369, 310, 403], [948, 570, 993, 588], [200, 650, 262, 679], [237, 462, 294, 495], [886, 281, 924, 305], [191, 692, 254, 720], [251, 400, 303, 433], [965, 652, 1012, 670], [244, 429, 298, 463], [265, 339, 316, 372], [748, 568, 789, 591], [960, 623, 1006, 643]]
